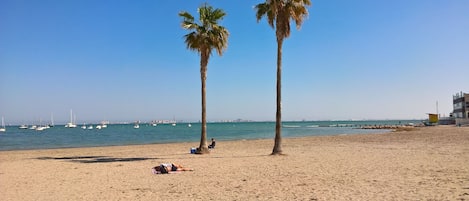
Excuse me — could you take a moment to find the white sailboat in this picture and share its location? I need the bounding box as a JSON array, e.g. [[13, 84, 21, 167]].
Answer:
[[35, 118, 48, 131], [35, 126, 47, 131], [171, 116, 176, 126], [100, 121, 108, 128], [0, 117, 6, 132], [65, 109, 77, 128], [49, 113, 55, 127]]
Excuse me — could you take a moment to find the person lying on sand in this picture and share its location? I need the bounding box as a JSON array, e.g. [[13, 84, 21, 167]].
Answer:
[[152, 163, 193, 174]]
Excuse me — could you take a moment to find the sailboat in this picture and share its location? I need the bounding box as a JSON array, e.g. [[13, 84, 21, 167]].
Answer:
[[0, 117, 6, 132], [65, 109, 77, 128], [35, 118, 48, 131], [49, 113, 55, 127], [134, 122, 140, 129]]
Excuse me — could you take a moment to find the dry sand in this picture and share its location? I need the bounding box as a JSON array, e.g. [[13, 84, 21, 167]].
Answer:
[[1, 126, 468, 200]]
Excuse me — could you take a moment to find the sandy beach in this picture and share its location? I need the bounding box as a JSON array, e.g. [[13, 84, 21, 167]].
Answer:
[[1, 125, 468, 200]]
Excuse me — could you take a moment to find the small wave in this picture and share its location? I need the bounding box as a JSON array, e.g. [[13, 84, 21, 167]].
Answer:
[[282, 125, 301, 128]]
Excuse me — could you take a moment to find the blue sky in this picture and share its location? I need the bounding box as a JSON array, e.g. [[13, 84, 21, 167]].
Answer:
[[1, 0, 468, 124]]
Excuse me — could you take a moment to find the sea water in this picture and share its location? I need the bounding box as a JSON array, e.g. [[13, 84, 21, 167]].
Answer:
[[0, 120, 420, 151]]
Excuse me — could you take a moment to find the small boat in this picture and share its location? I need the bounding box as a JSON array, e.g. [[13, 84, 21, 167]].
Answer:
[[35, 126, 47, 131], [19, 125, 28, 129], [99, 121, 108, 128], [65, 122, 77, 128], [65, 110, 77, 128], [49, 113, 54, 127], [187, 123, 192, 127], [81, 124, 87, 129], [134, 124, 139, 129], [96, 125, 102, 129], [29, 125, 37, 130], [87, 125, 93, 130], [0, 117, 6, 132]]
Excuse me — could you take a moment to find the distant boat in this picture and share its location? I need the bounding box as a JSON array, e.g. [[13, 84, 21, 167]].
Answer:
[[35, 126, 47, 131], [101, 123, 107, 128], [29, 125, 37, 130], [99, 121, 108, 129], [65, 109, 77, 128], [49, 113, 54, 127], [81, 124, 87, 129], [0, 117, 6, 132], [35, 118, 48, 131], [65, 122, 77, 128], [134, 124, 139, 129], [19, 125, 28, 129], [307, 125, 319, 128], [87, 125, 93, 130], [187, 123, 192, 127], [171, 117, 176, 126]]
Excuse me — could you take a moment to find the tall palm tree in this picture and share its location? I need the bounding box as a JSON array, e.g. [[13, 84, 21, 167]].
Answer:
[[255, 0, 311, 155], [179, 4, 229, 154]]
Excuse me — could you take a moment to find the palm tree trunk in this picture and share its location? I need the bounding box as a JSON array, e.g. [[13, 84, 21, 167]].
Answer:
[[198, 54, 210, 154], [272, 37, 283, 155]]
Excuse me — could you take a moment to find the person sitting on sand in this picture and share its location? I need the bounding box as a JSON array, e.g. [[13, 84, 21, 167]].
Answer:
[[208, 138, 216, 149], [152, 163, 193, 174]]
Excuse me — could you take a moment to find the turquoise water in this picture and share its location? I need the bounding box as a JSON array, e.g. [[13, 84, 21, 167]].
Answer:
[[0, 120, 420, 151]]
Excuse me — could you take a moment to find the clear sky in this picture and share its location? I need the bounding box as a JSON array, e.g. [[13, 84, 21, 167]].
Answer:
[[1, 0, 468, 124]]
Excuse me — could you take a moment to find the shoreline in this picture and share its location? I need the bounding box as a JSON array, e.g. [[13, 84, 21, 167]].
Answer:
[[0, 120, 423, 151], [1, 125, 468, 200], [0, 130, 391, 153]]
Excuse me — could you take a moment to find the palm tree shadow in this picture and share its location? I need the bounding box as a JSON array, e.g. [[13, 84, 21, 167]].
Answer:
[[36, 156, 159, 163]]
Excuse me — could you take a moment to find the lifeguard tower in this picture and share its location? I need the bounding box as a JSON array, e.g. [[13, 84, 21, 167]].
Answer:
[[425, 113, 438, 126]]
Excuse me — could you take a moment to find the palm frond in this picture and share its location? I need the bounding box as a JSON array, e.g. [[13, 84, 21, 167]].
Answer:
[[255, 3, 276, 28], [179, 3, 229, 57], [179, 11, 194, 22], [255, 0, 311, 39]]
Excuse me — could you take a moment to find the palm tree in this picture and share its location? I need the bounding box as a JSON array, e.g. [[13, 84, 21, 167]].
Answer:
[[255, 0, 311, 155], [179, 4, 229, 154]]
